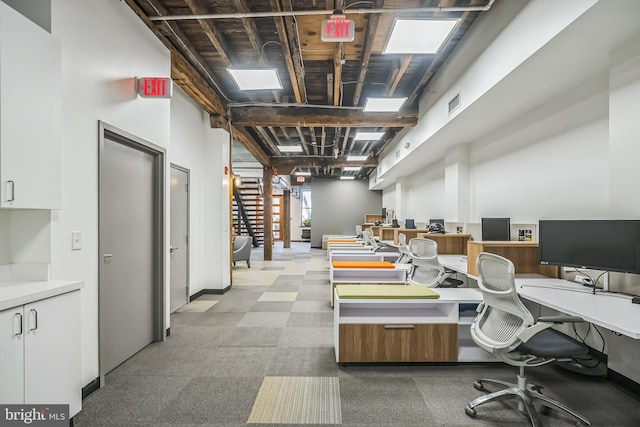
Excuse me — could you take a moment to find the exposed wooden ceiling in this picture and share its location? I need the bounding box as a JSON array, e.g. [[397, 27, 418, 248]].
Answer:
[[125, 0, 494, 178]]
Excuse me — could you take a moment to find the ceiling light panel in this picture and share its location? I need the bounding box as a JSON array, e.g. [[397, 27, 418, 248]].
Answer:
[[227, 68, 283, 90], [353, 132, 385, 141], [340, 176, 356, 180], [383, 19, 459, 55], [277, 145, 303, 153], [347, 155, 369, 161], [342, 166, 362, 172], [363, 97, 407, 112], [294, 171, 311, 176]]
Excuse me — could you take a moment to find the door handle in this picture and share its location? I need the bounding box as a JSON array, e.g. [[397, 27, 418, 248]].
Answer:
[[103, 254, 113, 261], [384, 324, 415, 330], [6, 180, 15, 202], [29, 309, 38, 331], [13, 313, 23, 336], [170, 247, 179, 253]]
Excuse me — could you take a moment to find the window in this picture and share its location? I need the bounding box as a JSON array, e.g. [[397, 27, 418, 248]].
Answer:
[[301, 189, 311, 226]]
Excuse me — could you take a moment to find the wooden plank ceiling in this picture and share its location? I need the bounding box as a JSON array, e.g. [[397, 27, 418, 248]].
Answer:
[[125, 0, 492, 177]]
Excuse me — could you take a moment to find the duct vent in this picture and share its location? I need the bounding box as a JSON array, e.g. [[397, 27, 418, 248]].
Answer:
[[448, 93, 460, 114]]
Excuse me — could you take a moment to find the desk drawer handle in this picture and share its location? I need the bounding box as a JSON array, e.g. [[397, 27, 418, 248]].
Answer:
[[384, 324, 415, 330]]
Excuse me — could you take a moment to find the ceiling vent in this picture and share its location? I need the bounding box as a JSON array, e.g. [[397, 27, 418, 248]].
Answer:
[[448, 93, 460, 115]]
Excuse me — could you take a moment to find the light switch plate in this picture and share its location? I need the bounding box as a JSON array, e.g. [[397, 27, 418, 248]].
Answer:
[[72, 231, 82, 250]]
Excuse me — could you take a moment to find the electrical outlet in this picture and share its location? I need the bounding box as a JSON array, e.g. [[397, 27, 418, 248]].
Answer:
[[72, 231, 82, 250]]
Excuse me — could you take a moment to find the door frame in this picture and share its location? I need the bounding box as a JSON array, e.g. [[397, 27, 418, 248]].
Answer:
[[170, 163, 190, 311], [98, 121, 166, 383]]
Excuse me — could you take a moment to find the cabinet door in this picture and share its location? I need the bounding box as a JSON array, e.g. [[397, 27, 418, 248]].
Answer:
[[0, 3, 61, 209], [0, 306, 24, 403], [24, 291, 81, 417]]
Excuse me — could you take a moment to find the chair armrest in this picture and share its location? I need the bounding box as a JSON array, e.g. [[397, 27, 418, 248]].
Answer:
[[517, 316, 586, 343], [538, 315, 585, 324]]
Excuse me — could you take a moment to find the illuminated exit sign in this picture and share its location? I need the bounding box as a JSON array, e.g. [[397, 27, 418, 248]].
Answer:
[[321, 13, 354, 42], [136, 77, 173, 98]]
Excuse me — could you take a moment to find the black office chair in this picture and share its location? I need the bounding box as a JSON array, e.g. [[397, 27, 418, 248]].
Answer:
[[465, 252, 591, 426]]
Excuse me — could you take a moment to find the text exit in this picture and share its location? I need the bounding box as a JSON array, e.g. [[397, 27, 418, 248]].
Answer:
[[136, 77, 173, 98]]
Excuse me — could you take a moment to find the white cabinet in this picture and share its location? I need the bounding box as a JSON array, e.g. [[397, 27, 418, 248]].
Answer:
[[0, 305, 24, 403], [0, 290, 81, 417], [0, 2, 61, 209]]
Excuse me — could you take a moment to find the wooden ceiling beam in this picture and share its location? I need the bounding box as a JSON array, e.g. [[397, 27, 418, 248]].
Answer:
[[184, 0, 233, 64], [232, 0, 263, 53], [225, 124, 271, 166], [272, 156, 378, 172], [388, 55, 413, 96], [333, 42, 343, 106], [281, 0, 308, 104], [309, 127, 319, 156], [230, 106, 418, 127], [255, 126, 280, 156], [352, 0, 384, 106], [295, 127, 311, 156], [269, 0, 306, 103]]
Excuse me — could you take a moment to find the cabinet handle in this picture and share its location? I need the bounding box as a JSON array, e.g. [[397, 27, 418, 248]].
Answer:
[[384, 324, 415, 330], [170, 247, 179, 253], [6, 180, 15, 202], [13, 313, 23, 336], [29, 309, 38, 331]]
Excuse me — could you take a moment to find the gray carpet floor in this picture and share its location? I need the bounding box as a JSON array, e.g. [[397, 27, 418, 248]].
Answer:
[[75, 243, 640, 426]]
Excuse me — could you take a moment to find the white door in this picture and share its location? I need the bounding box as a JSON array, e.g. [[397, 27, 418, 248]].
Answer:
[[0, 306, 24, 403], [100, 134, 156, 375], [170, 165, 189, 312], [24, 291, 81, 416]]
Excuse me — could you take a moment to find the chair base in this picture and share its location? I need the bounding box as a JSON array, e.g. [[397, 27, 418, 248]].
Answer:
[[465, 376, 590, 427]]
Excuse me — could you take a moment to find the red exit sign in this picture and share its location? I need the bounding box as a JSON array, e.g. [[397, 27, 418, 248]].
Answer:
[[321, 14, 355, 42], [137, 77, 172, 98]]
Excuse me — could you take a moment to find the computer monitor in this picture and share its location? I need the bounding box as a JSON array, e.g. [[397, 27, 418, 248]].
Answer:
[[382, 207, 387, 222], [404, 219, 416, 229], [429, 218, 445, 226], [539, 220, 640, 274], [481, 218, 511, 241]]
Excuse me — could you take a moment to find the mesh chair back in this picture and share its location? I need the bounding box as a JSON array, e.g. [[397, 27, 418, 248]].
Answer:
[[362, 229, 379, 249], [406, 238, 444, 287], [355, 224, 363, 238], [471, 252, 535, 354], [395, 233, 412, 264], [409, 238, 438, 258]]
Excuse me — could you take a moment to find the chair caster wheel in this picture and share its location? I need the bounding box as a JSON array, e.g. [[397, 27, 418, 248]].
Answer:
[[473, 380, 485, 391], [465, 406, 477, 418]]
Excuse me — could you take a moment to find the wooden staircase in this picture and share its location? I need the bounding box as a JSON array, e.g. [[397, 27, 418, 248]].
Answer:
[[233, 178, 264, 247]]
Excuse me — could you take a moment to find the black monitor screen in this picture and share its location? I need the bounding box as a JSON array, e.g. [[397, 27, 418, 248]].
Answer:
[[482, 218, 510, 241], [429, 218, 444, 225], [539, 220, 640, 274], [405, 219, 416, 229]]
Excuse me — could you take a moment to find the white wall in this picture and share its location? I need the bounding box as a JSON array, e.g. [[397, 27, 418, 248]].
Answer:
[[170, 87, 205, 295], [49, 0, 171, 387], [202, 128, 231, 290], [404, 164, 445, 227], [290, 191, 303, 241], [45, 0, 230, 388]]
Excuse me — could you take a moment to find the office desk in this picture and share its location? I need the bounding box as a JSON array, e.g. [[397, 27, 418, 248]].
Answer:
[[334, 287, 494, 363], [439, 255, 470, 276], [516, 277, 640, 339], [466, 241, 558, 278], [416, 233, 473, 254]]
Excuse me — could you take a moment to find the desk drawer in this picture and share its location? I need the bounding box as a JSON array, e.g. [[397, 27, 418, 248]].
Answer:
[[339, 323, 458, 362]]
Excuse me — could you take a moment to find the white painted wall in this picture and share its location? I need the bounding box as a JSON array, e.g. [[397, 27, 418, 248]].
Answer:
[[170, 87, 206, 295], [202, 128, 231, 290], [404, 164, 445, 226], [49, 0, 171, 386], [290, 191, 303, 241]]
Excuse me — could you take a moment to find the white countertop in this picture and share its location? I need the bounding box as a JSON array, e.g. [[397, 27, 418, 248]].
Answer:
[[0, 280, 83, 311], [516, 277, 640, 339]]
